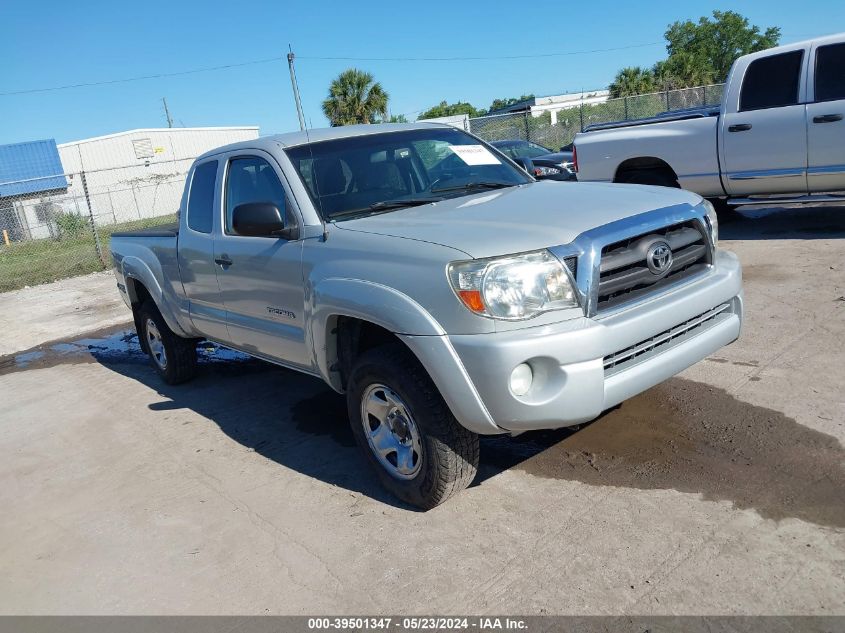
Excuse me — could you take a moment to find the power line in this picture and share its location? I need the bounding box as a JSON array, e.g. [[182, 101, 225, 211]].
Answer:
[[298, 42, 663, 62], [0, 41, 665, 97], [0, 55, 284, 96]]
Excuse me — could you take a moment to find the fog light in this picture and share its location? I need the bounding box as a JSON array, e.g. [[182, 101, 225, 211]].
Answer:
[[509, 363, 533, 396]]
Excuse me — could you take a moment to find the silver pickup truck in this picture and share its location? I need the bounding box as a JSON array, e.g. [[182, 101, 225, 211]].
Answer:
[[574, 34, 845, 214], [111, 122, 744, 508]]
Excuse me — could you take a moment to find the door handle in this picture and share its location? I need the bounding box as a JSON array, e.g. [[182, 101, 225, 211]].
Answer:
[[214, 256, 233, 267], [728, 123, 752, 132], [813, 113, 843, 123]]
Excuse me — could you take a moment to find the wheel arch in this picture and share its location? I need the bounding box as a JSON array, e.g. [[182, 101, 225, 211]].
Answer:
[[123, 272, 191, 339], [614, 156, 679, 183], [311, 278, 446, 391]]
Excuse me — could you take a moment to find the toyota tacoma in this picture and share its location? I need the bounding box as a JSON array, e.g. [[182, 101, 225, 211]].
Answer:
[[110, 122, 743, 509]]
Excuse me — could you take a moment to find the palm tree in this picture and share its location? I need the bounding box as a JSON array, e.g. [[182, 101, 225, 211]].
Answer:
[[322, 69, 389, 126], [661, 53, 715, 89], [608, 67, 656, 98]]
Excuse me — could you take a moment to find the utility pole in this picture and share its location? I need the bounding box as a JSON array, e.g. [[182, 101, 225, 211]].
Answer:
[[162, 97, 174, 128], [287, 46, 306, 131]]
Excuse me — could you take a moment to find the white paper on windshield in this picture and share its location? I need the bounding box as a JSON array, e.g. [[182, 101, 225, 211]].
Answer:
[[448, 144, 501, 166]]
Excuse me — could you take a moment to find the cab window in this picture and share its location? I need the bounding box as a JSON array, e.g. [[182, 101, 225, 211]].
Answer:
[[225, 156, 287, 234], [186, 161, 218, 234], [815, 43, 845, 102], [740, 51, 803, 111]]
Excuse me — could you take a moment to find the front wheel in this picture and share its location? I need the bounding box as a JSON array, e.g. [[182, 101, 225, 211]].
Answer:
[[346, 343, 479, 509], [136, 300, 198, 385]]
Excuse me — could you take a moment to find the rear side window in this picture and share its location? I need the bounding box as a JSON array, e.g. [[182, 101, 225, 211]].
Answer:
[[815, 43, 845, 102], [740, 51, 804, 111], [187, 161, 218, 233]]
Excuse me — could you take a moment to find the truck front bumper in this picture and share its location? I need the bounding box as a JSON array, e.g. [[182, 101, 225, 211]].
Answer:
[[400, 250, 743, 435]]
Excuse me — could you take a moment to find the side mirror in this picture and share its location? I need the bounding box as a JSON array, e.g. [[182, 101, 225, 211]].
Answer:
[[232, 202, 295, 239], [513, 157, 535, 175]]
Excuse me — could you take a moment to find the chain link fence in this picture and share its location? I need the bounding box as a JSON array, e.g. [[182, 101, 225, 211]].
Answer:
[[467, 83, 725, 150], [0, 159, 189, 292]]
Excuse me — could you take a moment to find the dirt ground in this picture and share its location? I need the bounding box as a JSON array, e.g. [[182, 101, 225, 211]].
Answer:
[[0, 205, 843, 615], [0, 271, 128, 356]]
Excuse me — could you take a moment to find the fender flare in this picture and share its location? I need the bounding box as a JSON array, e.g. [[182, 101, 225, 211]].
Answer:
[[309, 278, 445, 386], [121, 256, 192, 337]]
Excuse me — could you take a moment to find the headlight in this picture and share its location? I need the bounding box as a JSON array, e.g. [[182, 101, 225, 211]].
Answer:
[[701, 199, 719, 246], [533, 165, 561, 177], [447, 250, 579, 320]]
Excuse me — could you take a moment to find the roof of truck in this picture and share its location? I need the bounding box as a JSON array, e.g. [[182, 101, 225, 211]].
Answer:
[[195, 122, 452, 161], [737, 31, 845, 64]]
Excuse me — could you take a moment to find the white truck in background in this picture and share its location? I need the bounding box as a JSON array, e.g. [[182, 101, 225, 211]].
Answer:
[[573, 33, 845, 214]]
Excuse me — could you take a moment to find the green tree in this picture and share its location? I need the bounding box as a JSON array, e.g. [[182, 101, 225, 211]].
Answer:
[[608, 11, 780, 97], [418, 100, 482, 120], [664, 10, 780, 84], [322, 69, 389, 126], [488, 94, 534, 113], [386, 113, 409, 123], [609, 67, 656, 98]]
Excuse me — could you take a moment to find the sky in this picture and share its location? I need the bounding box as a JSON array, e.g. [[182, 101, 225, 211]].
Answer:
[[1, 0, 843, 145]]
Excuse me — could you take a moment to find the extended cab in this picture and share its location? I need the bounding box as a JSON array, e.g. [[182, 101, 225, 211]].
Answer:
[[574, 33, 845, 212], [110, 123, 743, 508]]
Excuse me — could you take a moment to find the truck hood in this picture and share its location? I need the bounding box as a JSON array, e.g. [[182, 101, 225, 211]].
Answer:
[[334, 180, 702, 259]]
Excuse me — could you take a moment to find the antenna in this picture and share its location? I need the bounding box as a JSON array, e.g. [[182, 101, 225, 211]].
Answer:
[[161, 97, 174, 128], [287, 45, 306, 131], [301, 120, 328, 241]]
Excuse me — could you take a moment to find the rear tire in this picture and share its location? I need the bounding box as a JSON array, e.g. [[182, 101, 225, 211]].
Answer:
[[136, 300, 198, 385], [346, 343, 479, 509], [617, 170, 679, 188]]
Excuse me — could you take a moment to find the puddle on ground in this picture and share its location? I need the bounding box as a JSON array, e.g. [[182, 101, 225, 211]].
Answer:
[[0, 324, 258, 376], [482, 378, 845, 529]]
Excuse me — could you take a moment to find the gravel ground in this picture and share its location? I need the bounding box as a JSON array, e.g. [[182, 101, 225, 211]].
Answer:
[[0, 205, 843, 615]]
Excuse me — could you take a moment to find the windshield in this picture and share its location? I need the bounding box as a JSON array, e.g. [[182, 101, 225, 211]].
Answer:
[[285, 128, 531, 221], [511, 141, 553, 159]]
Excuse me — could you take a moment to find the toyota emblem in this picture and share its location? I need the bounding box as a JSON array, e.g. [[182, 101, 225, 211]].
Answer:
[[646, 241, 673, 275]]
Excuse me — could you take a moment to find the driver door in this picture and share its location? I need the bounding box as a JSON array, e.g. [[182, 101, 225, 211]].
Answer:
[[214, 151, 309, 368]]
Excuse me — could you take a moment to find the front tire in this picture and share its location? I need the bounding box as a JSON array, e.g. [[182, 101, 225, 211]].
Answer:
[[346, 343, 479, 509], [136, 300, 198, 385]]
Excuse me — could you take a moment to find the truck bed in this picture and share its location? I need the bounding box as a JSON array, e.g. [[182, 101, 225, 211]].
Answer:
[[110, 222, 179, 238], [583, 105, 720, 134]]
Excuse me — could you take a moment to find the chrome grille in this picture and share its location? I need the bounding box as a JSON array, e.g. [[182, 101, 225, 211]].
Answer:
[[604, 303, 731, 373], [563, 256, 577, 280], [597, 221, 710, 311]]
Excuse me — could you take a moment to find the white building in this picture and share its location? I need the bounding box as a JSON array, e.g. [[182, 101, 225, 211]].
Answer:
[[57, 126, 259, 227], [486, 90, 611, 124]]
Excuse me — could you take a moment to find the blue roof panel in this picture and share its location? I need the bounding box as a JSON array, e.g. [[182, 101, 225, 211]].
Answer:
[[0, 139, 67, 198]]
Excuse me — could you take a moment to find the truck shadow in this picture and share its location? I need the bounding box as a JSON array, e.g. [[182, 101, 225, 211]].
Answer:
[[7, 325, 844, 523], [720, 204, 845, 240], [82, 335, 845, 525]]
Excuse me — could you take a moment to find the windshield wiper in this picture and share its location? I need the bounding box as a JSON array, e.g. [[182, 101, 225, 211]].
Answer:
[[369, 197, 443, 211], [329, 197, 443, 221], [431, 181, 516, 194]]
